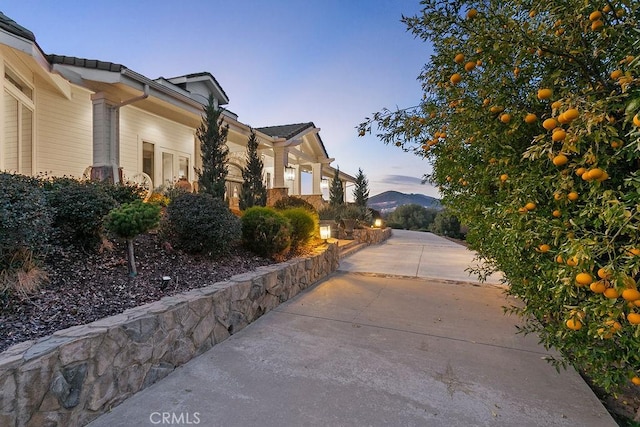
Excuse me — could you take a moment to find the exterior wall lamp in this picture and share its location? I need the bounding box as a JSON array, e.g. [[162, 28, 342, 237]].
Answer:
[[284, 166, 295, 182], [320, 178, 329, 189]]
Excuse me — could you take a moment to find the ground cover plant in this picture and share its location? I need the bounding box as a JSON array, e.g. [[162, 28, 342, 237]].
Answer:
[[361, 0, 640, 421]]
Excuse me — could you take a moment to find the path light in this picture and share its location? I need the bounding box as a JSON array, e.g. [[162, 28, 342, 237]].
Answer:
[[374, 218, 382, 228], [284, 166, 295, 181], [319, 225, 331, 242], [161, 276, 171, 290]]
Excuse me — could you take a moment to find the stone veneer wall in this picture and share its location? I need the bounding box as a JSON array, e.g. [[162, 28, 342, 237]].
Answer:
[[0, 244, 339, 427], [353, 227, 393, 245]]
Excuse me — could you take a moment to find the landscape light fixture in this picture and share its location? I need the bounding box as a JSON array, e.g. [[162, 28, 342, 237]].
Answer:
[[161, 276, 171, 289], [319, 225, 331, 242], [284, 166, 295, 181], [374, 218, 382, 228]]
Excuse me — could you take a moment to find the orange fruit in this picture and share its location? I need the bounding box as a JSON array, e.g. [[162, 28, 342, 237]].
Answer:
[[590, 281, 607, 293], [466, 8, 478, 19], [610, 140, 622, 148], [524, 113, 537, 124], [632, 376, 640, 386], [490, 105, 504, 113], [589, 10, 602, 21], [591, 20, 603, 31], [552, 129, 567, 142], [622, 288, 640, 301], [552, 209, 561, 218], [556, 255, 565, 264], [633, 114, 640, 127], [524, 202, 536, 211], [627, 313, 640, 325], [611, 69, 623, 80], [518, 207, 528, 214], [537, 88, 553, 100], [563, 108, 579, 121], [551, 100, 562, 109], [464, 61, 476, 72], [575, 167, 586, 176], [597, 267, 612, 280], [628, 248, 640, 257], [604, 288, 619, 299], [602, 5, 611, 13], [552, 154, 568, 166], [566, 256, 578, 266], [500, 113, 512, 123], [566, 318, 582, 330], [543, 118, 558, 130], [500, 174, 508, 182], [568, 191, 579, 201], [588, 168, 604, 180], [576, 272, 594, 286], [454, 53, 465, 63], [554, 192, 563, 201], [539, 244, 551, 253], [605, 320, 622, 331], [450, 73, 462, 84]]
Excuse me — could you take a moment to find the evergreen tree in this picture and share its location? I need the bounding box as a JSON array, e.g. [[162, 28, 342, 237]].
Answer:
[[329, 167, 344, 206], [352, 168, 369, 207], [196, 95, 229, 199], [239, 129, 267, 210]]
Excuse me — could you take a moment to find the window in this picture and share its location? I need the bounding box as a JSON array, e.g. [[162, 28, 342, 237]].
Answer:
[[162, 152, 174, 185], [178, 155, 189, 180], [143, 142, 154, 179], [3, 66, 34, 174]]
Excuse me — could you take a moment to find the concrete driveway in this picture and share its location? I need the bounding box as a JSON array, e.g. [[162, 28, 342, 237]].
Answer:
[[89, 230, 615, 426]]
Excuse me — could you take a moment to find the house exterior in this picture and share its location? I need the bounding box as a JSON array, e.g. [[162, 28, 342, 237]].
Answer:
[[0, 12, 354, 208]]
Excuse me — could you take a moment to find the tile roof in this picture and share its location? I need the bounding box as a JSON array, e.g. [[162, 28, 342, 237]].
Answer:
[[0, 11, 35, 42], [47, 55, 125, 72], [256, 122, 315, 140], [165, 72, 229, 105]]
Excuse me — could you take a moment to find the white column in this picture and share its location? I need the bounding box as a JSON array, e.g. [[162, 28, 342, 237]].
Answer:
[[272, 143, 287, 188], [311, 163, 322, 194], [91, 92, 120, 182]]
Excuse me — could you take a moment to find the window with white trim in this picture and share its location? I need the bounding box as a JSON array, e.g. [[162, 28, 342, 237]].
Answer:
[[3, 67, 34, 174]]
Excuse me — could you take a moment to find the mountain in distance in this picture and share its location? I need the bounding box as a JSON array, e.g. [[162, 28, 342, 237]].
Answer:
[[367, 191, 441, 213]]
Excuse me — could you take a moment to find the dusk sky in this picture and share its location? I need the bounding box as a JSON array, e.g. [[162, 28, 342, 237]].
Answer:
[[3, 1, 438, 199]]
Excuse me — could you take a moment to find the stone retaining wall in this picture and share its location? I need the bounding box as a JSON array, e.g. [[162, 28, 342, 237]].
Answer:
[[353, 227, 392, 245], [0, 244, 339, 427]]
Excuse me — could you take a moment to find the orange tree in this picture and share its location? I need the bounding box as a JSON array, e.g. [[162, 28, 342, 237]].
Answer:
[[360, 0, 640, 391]]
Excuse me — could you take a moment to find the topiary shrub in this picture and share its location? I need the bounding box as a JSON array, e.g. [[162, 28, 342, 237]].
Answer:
[[281, 208, 316, 251], [0, 173, 52, 294], [44, 177, 116, 249], [166, 193, 240, 256], [241, 207, 291, 259], [105, 200, 161, 276], [273, 196, 316, 213]]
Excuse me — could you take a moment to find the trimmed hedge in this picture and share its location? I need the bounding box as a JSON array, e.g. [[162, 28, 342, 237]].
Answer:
[[44, 177, 116, 249], [0, 173, 52, 269], [281, 208, 316, 250], [166, 193, 240, 256], [241, 207, 291, 259]]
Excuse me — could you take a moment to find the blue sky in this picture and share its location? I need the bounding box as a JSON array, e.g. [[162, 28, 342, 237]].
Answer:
[[3, 0, 438, 198]]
